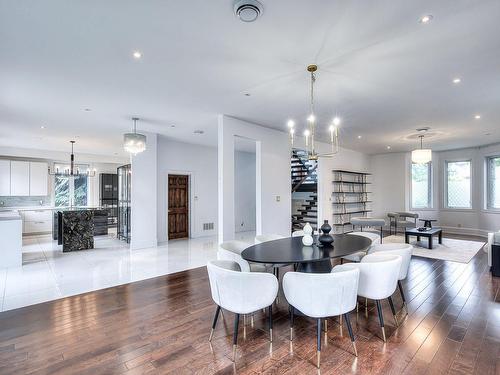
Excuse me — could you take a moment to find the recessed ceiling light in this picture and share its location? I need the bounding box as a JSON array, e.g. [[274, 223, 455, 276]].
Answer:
[[419, 15, 433, 24], [357, 135, 362, 139], [244, 93, 251, 96], [40, 125, 45, 129], [387, 146, 391, 150], [453, 78, 461, 84], [485, 133, 491, 136], [474, 114, 481, 119], [194, 130, 204, 134], [84, 108, 91, 112], [170, 125, 176, 128], [133, 51, 142, 59]]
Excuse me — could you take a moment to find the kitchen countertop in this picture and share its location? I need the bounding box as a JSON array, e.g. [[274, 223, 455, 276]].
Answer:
[[0, 210, 22, 221]]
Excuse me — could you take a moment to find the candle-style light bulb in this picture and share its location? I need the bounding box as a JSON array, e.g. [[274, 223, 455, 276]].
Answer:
[[304, 129, 310, 147]]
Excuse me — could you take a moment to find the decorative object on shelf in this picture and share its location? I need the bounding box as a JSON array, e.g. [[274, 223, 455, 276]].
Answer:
[[124, 117, 147, 154], [411, 130, 432, 164], [287, 64, 340, 160], [318, 220, 334, 246], [301, 222, 314, 246], [48, 141, 96, 177]]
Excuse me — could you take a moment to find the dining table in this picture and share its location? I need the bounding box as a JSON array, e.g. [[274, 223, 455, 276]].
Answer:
[[241, 234, 372, 273]]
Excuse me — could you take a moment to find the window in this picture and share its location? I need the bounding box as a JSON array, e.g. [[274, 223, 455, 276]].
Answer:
[[445, 160, 471, 208], [54, 164, 89, 207], [411, 162, 432, 208], [487, 156, 500, 209]]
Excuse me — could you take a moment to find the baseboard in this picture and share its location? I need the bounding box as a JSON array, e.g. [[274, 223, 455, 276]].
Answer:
[[436, 225, 488, 238]]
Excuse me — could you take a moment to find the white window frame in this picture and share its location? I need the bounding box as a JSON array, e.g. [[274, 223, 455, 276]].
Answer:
[[486, 155, 500, 211], [444, 159, 472, 210], [52, 162, 90, 207], [410, 161, 433, 210]]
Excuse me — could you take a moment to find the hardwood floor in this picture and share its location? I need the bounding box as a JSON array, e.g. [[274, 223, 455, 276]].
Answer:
[[0, 235, 498, 374]]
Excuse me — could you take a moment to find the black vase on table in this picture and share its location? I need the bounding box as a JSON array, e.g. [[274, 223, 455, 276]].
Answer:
[[318, 220, 334, 247]]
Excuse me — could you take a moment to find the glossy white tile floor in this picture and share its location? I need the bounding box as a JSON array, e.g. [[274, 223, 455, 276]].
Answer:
[[0, 231, 256, 312]]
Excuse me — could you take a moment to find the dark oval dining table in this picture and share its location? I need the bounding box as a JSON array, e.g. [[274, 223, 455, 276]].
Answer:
[[241, 234, 372, 273]]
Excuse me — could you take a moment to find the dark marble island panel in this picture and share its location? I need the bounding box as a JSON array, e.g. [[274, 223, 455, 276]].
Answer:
[[54, 209, 109, 252]]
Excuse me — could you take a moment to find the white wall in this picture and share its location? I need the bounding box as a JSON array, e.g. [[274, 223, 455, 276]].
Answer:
[[130, 132, 158, 250], [234, 151, 256, 232], [371, 143, 500, 236], [157, 136, 218, 242], [218, 115, 291, 241]]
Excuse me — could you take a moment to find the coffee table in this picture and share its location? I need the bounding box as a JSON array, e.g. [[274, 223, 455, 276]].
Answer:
[[405, 227, 442, 249]]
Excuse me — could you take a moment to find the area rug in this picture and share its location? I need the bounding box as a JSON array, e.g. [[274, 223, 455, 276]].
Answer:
[[383, 235, 486, 263]]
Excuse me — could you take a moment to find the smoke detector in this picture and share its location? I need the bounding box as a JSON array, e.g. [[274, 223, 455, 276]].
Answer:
[[234, 0, 263, 22]]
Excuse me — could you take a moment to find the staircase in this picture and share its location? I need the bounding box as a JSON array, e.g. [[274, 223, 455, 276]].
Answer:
[[291, 149, 318, 230]]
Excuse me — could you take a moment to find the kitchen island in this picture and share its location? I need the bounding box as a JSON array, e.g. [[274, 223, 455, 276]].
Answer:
[[54, 209, 109, 252]]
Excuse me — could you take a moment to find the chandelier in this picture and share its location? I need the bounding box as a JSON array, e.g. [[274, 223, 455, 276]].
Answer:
[[124, 117, 147, 154], [411, 134, 432, 164], [48, 141, 96, 177], [288, 64, 340, 160]]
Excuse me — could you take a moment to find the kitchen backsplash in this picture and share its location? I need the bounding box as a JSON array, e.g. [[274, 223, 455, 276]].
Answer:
[[0, 196, 52, 208]]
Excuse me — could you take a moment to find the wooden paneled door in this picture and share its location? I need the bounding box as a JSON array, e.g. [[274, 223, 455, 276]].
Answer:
[[168, 174, 189, 239]]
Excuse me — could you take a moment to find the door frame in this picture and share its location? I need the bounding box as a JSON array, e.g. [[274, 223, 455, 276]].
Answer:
[[166, 171, 193, 240]]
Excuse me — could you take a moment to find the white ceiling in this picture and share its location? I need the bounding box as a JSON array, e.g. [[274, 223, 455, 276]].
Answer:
[[1, 0, 499, 156]]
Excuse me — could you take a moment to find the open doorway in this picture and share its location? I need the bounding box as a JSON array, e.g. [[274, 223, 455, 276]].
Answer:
[[168, 174, 189, 239], [234, 136, 257, 237], [291, 148, 318, 232]]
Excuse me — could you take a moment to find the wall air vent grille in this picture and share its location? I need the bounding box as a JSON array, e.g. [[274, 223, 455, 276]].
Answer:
[[203, 222, 214, 231]]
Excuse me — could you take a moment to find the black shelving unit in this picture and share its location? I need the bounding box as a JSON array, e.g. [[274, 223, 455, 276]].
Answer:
[[117, 164, 131, 243], [332, 170, 372, 233], [99, 173, 118, 227]]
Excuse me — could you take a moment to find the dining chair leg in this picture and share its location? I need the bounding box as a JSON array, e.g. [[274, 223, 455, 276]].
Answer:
[[290, 306, 294, 341], [268, 304, 273, 342], [324, 318, 328, 332], [209, 305, 221, 341], [375, 300, 386, 342], [316, 318, 322, 368], [388, 296, 398, 326], [343, 312, 358, 357], [233, 314, 240, 361], [398, 280, 407, 312], [340, 258, 344, 265]]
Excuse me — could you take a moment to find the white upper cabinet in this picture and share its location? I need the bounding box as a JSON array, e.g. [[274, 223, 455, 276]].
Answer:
[[10, 161, 30, 196], [0, 160, 11, 195], [29, 162, 48, 196]]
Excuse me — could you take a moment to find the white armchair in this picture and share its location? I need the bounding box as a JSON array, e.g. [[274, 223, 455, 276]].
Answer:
[[255, 234, 290, 277], [207, 260, 279, 361], [217, 240, 267, 272], [283, 268, 360, 368], [369, 243, 413, 312], [332, 253, 402, 341], [341, 231, 381, 263]]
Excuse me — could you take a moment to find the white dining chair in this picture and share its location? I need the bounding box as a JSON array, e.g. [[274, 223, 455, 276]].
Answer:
[[340, 231, 381, 263], [207, 260, 279, 361], [291, 230, 304, 237], [255, 234, 290, 277], [283, 268, 360, 368], [332, 253, 402, 341], [217, 240, 267, 272], [369, 243, 413, 312]]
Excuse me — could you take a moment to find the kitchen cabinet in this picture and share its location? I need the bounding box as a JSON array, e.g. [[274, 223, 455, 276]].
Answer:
[[29, 161, 48, 196], [0, 159, 10, 195], [22, 209, 52, 234], [10, 161, 30, 196]]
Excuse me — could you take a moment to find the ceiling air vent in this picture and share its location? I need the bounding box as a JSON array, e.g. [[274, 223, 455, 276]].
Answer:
[[233, 0, 264, 22]]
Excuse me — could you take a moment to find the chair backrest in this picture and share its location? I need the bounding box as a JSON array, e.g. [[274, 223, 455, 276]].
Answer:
[[255, 234, 285, 244], [207, 261, 278, 314], [332, 253, 401, 300], [282, 268, 360, 318], [217, 240, 251, 272], [369, 244, 412, 280]]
